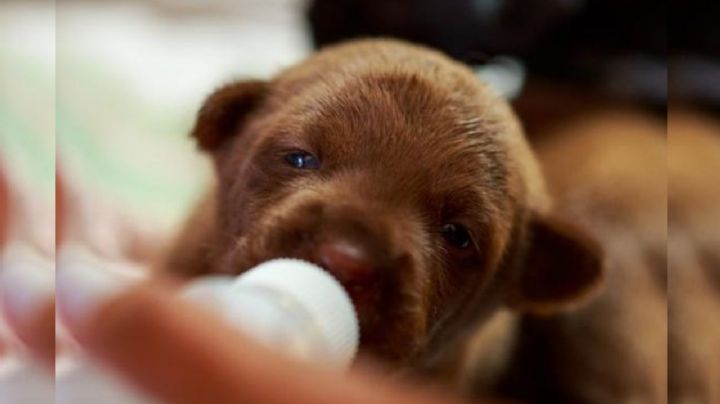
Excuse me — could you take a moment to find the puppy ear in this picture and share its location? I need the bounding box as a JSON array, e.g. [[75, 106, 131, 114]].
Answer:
[[510, 214, 605, 314], [191, 80, 267, 152]]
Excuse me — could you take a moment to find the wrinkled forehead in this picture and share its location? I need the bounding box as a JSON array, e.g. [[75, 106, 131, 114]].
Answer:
[[267, 74, 516, 190]]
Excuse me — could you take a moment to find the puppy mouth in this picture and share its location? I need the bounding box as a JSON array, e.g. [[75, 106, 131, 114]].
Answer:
[[311, 261, 380, 313], [232, 229, 422, 359], [242, 251, 423, 362], [289, 258, 385, 337]]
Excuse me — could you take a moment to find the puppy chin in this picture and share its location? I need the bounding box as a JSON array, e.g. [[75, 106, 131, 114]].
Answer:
[[353, 285, 429, 364]]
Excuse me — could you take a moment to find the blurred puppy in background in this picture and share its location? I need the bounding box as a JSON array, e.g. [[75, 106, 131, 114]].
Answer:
[[668, 109, 720, 404], [498, 111, 667, 404], [162, 39, 604, 392]]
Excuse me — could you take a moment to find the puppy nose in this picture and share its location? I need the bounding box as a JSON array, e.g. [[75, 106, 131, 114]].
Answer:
[[315, 242, 375, 286]]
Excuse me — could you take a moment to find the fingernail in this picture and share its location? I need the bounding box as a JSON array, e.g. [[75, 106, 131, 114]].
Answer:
[[56, 245, 145, 330], [0, 244, 54, 327]]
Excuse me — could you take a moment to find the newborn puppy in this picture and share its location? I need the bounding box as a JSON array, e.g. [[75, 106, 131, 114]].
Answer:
[[163, 39, 602, 383], [668, 109, 720, 404], [502, 111, 667, 403]]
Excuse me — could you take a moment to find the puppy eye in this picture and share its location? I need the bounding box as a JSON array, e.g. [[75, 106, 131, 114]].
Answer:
[[442, 223, 471, 250], [284, 151, 320, 169]]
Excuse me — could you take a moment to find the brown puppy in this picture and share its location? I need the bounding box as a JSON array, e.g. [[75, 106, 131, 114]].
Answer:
[[502, 111, 667, 403], [163, 39, 603, 385], [668, 109, 720, 404]]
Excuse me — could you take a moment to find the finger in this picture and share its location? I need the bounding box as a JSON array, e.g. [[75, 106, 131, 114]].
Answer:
[[18, 302, 56, 366], [58, 260, 465, 404], [0, 246, 55, 366]]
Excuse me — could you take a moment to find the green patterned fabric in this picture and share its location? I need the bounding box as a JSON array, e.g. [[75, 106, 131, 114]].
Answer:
[[56, 54, 211, 229], [1, 44, 211, 236], [0, 47, 54, 201]]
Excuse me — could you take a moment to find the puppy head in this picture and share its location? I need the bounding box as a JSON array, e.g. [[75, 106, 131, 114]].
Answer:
[[190, 40, 603, 364]]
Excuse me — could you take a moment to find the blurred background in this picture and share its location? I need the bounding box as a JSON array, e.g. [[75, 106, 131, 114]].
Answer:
[[21, 0, 677, 259], [2, 0, 676, 262], [0, 0, 718, 403], [1, 1, 54, 402], [54, 0, 312, 260]]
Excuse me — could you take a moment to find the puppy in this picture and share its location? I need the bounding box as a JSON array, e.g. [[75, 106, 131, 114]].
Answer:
[[163, 39, 603, 388], [668, 109, 720, 404], [501, 111, 667, 403]]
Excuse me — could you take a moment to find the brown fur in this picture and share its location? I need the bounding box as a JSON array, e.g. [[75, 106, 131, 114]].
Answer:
[[668, 108, 720, 404], [501, 111, 667, 404], [162, 39, 603, 387]]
